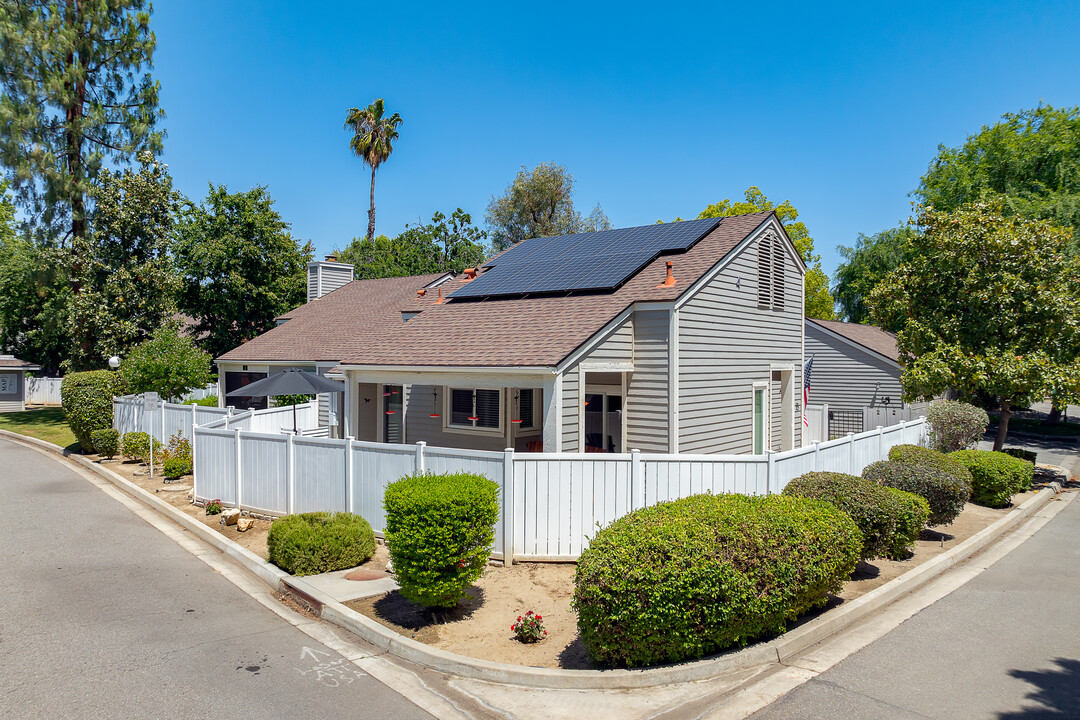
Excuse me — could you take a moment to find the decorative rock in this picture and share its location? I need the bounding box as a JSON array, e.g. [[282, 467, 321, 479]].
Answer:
[[220, 508, 241, 526], [344, 569, 385, 582], [236, 517, 255, 532]]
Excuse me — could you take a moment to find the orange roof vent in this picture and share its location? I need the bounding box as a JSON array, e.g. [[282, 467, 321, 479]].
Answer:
[[435, 287, 444, 304], [416, 288, 426, 298], [462, 268, 478, 282], [657, 261, 676, 287]]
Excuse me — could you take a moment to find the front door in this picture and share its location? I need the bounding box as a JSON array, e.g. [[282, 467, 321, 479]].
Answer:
[[382, 385, 404, 443], [584, 393, 623, 453]]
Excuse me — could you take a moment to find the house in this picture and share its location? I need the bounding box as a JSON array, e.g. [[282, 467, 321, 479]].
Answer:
[[804, 318, 926, 437], [0, 355, 41, 412], [216, 211, 806, 455]]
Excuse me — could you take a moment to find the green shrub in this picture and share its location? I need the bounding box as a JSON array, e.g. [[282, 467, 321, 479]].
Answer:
[[782, 472, 899, 560], [949, 450, 1034, 508], [61, 370, 123, 452], [267, 512, 375, 576], [118, 326, 213, 402], [120, 431, 163, 463], [1003, 447, 1037, 464], [864, 458, 970, 526], [90, 428, 120, 459], [183, 396, 219, 407], [161, 431, 192, 479], [572, 493, 861, 668], [383, 472, 500, 608], [883, 488, 930, 559], [926, 400, 989, 452], [888, 444, 975, 486]]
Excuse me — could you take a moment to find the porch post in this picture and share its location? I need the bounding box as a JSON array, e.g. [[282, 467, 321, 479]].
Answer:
[[342, 378, 352, 439], [542, 373, 561, 453], [502, 448, 515, 566]]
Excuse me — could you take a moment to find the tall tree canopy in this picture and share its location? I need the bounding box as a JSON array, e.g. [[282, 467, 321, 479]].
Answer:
[[917, 105, 1080, 247], [66, 152, 179, 371], [338, 208, 489, 280], [0, 0, 163, 244], [344, 98, 402, 242], [485, 162, 611, 250], [698, 187, 835, 319], [870, 204, 1080, 450], [174, 185, 313, 358], [832, 225, 917, 329]]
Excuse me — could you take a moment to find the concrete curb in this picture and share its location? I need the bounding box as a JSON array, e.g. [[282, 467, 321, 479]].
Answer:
[[2, 428, 1062, 691]]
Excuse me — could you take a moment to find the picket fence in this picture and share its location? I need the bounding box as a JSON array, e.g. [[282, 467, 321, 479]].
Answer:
[[113, 394, 320, 443], [192, 417, 926, 564], [26, 377, 63, 405]]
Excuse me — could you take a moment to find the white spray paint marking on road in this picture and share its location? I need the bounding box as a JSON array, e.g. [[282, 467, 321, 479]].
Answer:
[[295, 646, 367, 687]]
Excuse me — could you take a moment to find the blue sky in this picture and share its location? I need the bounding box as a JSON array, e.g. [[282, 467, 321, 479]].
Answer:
[[152, 1, 1080, 279]]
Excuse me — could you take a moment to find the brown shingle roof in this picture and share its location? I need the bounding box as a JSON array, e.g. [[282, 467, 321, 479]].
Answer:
[[0, 355, 40, 369], [807, 318, 899, 363], [219, 213, 777, 367]]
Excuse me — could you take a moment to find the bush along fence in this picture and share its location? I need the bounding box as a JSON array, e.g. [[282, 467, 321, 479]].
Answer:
[[113, 394, 320, 443], [191, 416, 926, 564]]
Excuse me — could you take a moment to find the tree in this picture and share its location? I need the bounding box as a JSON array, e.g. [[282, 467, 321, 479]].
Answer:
[[118, 324, 213, 402], [917, 105, 1080, 248], [698, 187, 836, 319], [0, 0, 163, 245], [344, 98, 402, 242], [66, 152, 179, 371], [337, 208, 489, 280], [832, 226, 917, 329], [174, 184, 313, 358], [869, 204, 1080, 450], [0, 232, 72, 374], [485, 162, 611, 250]]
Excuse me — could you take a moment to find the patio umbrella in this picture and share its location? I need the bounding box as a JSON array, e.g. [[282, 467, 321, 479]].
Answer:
[[226, 369, 345, 433]]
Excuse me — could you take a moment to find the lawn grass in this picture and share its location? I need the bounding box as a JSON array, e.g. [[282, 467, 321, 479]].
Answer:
[[0, 406, 80, 451], [990, 415, 1080, 437]]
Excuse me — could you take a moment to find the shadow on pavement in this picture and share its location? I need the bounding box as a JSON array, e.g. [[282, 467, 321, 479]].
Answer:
[[996, 658, 1080, 718]]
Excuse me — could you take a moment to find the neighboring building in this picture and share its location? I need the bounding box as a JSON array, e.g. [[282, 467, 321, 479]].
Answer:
[[0, 355, 41, 412], [217, 212, 806, 455], [804, 318, 925, 437]]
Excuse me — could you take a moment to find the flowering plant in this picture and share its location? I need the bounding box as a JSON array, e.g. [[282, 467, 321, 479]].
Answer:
[[205, 499, 223, 515], [511, 610, 547, 643]]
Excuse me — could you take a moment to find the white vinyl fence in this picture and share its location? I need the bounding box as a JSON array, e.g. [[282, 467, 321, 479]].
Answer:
[[193, 417, 926, 563], [26, 377, 63, 405], [114, 393, 320, 443]]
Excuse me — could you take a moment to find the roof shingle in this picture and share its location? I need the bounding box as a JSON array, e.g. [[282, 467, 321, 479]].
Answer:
[[807, 318, 899, 363]]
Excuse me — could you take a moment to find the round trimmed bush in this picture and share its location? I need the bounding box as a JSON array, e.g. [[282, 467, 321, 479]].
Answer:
[[883, 487, 930, 560], [267, 512, 375, 576], [383, 472, 500, 608], [120, 431, 162, 463], [61, 370, 123, 452], [949, 450, 1034, 508], [926, 400, 989, 452], [782, 471, 900, 561], [1003, 447, 1037, 465], [888, 444, 975, 487], [864, 459, 970, 527], [90, 428, 120, 459], [572, 493, 861, 668]]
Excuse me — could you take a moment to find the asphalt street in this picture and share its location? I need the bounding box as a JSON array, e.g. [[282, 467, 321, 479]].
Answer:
[[0, 437, 432, 720]]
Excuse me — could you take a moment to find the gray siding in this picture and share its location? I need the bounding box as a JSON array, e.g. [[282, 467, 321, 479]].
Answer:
[[307, 262, 354, 302], [0, 370, 25, 412], [626, 309, 669, 453], [560, 372, 580, 452], [580, 315, 634, 364], [677, 234, 804, 454], [405, 385, 508, 452], [804, 323, 902, 412]]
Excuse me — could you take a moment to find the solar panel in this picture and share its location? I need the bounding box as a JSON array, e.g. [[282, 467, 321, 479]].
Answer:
[[452, 217, 721, 299]]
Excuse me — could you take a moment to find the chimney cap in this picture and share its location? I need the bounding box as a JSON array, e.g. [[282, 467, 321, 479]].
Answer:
[[324, 253, 338, 262]]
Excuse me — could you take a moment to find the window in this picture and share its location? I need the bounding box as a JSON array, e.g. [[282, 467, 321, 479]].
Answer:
[[447, 388, 501, 431], [518, 389, 535, 428], [752, 384, 768, 454], [757, 234, 785, 311]]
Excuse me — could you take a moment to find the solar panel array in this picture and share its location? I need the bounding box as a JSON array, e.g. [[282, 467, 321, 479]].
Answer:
[[449, 217, 722, 299]]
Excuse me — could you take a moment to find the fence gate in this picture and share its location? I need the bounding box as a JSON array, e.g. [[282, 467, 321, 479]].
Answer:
[[828, 409, 864, 439]]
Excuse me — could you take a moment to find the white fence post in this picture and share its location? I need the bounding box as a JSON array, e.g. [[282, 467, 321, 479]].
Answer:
[[813, 441, 822, 471], [502, 448, 515, 566], [766, 451, 776, 494], [287, 432, 295, 515], [415, 441, 426, 475], [235, 429, 243, 510], [630, 449, 644, 510], [847, 432, 856, 475], [877, 425, 884, 460], [345, 436, 354, 514]]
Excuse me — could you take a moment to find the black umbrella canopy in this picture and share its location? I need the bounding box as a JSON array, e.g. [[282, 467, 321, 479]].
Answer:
[[225, 368, 344, 398]]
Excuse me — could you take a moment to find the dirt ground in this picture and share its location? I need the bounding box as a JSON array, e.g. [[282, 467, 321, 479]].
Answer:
[[346, 490, 1042, 670], [90, 456, 273, 559]]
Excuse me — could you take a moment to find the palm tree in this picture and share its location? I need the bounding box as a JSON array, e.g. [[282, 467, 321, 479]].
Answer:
[[344, 99, 403, 242]]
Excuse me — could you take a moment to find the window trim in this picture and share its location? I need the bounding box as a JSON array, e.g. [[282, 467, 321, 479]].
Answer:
[[442, 386, 504, 435]]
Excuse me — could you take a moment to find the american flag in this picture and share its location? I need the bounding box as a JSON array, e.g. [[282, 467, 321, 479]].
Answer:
[[802, 355, 814, 427]]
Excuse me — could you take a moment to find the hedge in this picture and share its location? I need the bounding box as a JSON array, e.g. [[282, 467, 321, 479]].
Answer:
[[183, 396, 219, 407], [883, 487, 930, 559], [120, 431, 162, 464], [864, 458, 970, 526], [888, 444, 974, 487], [782, 472, 899, 560], [949, 450, 1034, 508], [1003, 447, 1037, 465], [90, 428, 120, 459], [383, 472, 500, 608], [267, 512, 375, 576], [572, 493, 861, 667], [61, 370, 123, 453], [926, 400, 989, 452]]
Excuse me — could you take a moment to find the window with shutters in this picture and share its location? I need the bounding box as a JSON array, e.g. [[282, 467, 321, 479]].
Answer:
[[445, 387, 502, 432], [757, 234, 786, 311]]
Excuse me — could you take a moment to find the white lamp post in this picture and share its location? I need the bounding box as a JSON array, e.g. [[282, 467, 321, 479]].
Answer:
[[108, 355, 121, 369]]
